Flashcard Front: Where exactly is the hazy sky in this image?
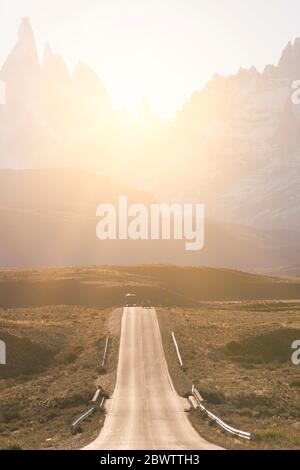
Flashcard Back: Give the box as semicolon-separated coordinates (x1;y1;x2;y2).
1;0;300;116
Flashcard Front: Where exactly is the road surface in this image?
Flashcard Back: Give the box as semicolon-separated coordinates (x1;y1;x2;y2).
84;307;221;450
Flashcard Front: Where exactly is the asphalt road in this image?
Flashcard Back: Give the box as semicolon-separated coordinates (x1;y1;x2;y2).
84;307;221;450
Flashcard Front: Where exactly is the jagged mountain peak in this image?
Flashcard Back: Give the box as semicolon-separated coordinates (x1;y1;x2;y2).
41;43;70;82
0;17;40;107
42;42;53;60
72;61;109;99
262;63;277;76
277;38;300;77
237;66;259;76
18;17;35;42
1;17;39;76
41;43;54;71
73;61;100;81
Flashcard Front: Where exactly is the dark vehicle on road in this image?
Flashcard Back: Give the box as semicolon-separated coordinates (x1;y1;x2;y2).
125;293;138;307
142;299;152;309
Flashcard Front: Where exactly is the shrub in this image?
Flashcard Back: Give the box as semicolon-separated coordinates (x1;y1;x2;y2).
225;341;243;355
1;409;21;423
255;430;284;443
0;439;22;450
57;391;91;409
200;389;225;404
56;345;84;365
224;329;300;364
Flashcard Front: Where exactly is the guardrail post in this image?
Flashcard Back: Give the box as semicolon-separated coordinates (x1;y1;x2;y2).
171;331;184;368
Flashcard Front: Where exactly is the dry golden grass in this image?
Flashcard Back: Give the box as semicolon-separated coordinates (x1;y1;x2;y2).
1;265;300;310
158;301;300;450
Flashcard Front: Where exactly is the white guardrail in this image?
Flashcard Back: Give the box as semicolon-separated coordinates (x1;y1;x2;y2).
191;385;251;440
70;407;95;433
171;331;184;368
70;336;109;433
172;331;251;440
101;335;109;369
70;392;105;433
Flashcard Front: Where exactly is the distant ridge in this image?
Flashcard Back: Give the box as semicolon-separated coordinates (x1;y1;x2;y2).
0;168;299;269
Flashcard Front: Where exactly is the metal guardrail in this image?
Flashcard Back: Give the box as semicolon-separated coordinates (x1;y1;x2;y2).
70;391;106;433
192;384;204;403
192;386;251;440
172;331;184;368
99;396;105;408
91;388;101;403
70;407;95;433
171;332;251;440
188;395;198;409
70;337;110;433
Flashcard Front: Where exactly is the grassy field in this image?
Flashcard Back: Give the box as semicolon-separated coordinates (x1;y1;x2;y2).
158;302;300;450
0;304;121;450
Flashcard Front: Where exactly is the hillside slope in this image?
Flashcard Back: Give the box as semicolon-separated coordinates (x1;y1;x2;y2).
0;169;299;270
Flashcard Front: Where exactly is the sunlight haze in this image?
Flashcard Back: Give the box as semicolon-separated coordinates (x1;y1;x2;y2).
2;0;300;117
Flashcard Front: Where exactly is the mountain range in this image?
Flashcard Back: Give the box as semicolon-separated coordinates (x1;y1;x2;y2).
0;18;299;270
0;168;299;270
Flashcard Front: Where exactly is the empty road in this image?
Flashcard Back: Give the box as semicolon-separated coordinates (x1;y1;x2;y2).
84;307;221;450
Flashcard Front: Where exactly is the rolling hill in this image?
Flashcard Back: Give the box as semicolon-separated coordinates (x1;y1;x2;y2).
0;169;299;270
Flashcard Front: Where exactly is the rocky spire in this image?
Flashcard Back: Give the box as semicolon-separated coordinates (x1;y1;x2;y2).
0;17;40;108
72;61;111;118
41;43;70;83
277;39;300;78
